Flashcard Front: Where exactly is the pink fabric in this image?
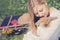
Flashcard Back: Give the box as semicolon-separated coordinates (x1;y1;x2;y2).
11;19;18;25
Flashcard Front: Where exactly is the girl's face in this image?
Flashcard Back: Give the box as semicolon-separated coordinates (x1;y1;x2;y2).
33;4;49;17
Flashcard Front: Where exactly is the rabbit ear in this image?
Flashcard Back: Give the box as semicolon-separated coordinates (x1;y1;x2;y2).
35;18;43;26
48;17;57;21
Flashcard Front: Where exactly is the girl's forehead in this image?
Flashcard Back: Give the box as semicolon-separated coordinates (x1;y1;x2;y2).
33;4;48;13
34;4;46;9
33;5;44;11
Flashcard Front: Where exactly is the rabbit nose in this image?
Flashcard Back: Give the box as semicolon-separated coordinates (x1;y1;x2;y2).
43;22;48;27
44;24;48;26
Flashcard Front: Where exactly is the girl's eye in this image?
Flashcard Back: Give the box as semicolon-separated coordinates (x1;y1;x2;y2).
39;9;43;12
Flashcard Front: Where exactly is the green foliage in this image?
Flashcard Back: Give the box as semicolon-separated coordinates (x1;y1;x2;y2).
47;0;60;9
9;34;24;40
0;0;28;19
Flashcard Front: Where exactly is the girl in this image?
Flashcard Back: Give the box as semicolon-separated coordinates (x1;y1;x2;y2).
23;0;60;40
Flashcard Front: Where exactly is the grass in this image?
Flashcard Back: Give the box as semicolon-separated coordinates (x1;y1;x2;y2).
10;34;24;40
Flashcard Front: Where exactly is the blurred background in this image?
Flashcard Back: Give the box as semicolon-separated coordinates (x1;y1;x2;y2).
0;0;60;40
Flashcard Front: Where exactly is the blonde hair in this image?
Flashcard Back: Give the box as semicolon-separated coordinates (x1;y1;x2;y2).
28;0;47;20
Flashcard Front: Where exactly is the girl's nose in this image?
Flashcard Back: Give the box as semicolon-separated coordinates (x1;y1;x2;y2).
40;13;45;16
